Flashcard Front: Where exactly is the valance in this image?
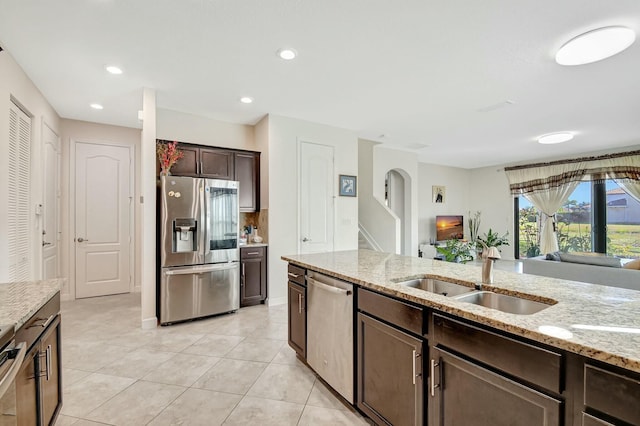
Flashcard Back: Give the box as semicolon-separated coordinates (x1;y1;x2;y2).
505;149;640;195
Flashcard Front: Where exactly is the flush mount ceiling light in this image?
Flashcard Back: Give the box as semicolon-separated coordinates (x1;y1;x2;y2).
90;103;104;110
277;48;297;60
537;132;574;144
239;97;253;104
555;26;636;66
105;65;123;75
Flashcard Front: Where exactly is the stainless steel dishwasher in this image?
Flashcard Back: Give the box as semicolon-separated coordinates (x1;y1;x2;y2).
306;270;354;403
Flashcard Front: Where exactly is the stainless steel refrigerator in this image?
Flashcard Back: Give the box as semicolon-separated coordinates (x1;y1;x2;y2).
158;176;240;325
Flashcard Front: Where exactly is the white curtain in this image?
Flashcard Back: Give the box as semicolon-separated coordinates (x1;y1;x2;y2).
524;182;580;253
616;179;640;203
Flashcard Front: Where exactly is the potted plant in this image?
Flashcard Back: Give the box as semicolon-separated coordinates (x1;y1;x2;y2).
477;228;510;252
436;239;474;264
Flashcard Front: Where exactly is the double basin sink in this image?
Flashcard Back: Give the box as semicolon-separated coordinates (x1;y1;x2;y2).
397;277;553;315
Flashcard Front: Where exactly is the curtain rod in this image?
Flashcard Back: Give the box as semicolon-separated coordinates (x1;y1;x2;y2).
503;149;640;172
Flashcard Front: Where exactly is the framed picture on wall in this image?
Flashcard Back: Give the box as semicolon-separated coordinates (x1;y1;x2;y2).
339;175;357;197
433;185;445;203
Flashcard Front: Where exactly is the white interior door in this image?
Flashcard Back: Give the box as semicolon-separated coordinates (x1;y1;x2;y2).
300;142;334;254
75;142;132;298
42;122;60;279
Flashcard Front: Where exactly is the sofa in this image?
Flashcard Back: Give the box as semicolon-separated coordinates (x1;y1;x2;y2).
522;253;640;291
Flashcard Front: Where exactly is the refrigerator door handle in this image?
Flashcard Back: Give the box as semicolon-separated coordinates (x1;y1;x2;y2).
165;263;238;276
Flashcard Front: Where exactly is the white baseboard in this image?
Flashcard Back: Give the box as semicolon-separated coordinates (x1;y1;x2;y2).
267;296;286;306
141;317;157;329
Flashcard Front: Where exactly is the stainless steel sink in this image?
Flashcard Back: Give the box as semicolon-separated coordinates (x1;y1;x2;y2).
453;291;551;315
398;278;476;297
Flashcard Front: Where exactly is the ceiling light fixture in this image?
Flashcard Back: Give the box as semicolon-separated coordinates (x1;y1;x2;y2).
90;103;104;110
105;65;123;75
537;132;574;145
277;48;297;60
240;97;253;104
555;26;636;66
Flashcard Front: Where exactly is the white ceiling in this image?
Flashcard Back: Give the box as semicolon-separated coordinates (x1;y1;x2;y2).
1;1;639;168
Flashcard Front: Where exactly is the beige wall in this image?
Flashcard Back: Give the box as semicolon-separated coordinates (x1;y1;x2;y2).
157;108;255;150
59;119;142;299
0;51;60;282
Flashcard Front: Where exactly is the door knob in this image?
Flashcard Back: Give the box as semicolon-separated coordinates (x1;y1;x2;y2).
302;237;311;242
77;237;88;242
42;241;52;247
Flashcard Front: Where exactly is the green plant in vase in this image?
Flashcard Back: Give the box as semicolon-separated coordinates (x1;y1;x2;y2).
436;239;474;264
477;228;510;252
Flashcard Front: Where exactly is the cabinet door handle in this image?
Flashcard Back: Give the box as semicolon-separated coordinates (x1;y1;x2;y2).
287;272;300;278
200;161;204;175
298;293;302;314
246;251;260;255
412;350;422;385
430;358;440;396
45;344;52;381
242;263;245;277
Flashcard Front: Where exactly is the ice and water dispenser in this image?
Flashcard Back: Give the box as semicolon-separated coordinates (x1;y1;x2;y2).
173;218;197;253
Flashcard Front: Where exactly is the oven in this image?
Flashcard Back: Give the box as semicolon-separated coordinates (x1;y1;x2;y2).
0;325;26;426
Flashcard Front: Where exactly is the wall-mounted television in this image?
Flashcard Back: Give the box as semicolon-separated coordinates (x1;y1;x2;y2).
436;215;464;241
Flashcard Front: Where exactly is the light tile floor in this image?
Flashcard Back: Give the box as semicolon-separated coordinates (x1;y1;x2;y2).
56;293;369;425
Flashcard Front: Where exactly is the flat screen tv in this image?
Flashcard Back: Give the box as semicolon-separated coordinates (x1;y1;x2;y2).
436;215;464;241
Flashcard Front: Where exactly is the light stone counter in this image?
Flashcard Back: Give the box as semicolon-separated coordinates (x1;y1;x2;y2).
282;249;640;373
0;279;63;329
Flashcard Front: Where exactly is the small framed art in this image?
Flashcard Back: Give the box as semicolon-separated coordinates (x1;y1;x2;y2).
339;175;357;197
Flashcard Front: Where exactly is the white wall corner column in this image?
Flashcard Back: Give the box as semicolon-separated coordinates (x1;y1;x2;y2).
140;88;157;329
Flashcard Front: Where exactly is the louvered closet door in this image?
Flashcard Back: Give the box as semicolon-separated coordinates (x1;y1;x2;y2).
8;102;32;282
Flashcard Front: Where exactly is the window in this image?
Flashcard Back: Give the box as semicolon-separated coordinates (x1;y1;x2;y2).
516;181;640;259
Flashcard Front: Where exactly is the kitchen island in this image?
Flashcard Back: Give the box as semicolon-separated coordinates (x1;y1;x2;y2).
0;279;63;425
283;250;640;426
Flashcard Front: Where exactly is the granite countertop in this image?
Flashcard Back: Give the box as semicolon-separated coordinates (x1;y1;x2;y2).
0;279;63;330
282;250;640;373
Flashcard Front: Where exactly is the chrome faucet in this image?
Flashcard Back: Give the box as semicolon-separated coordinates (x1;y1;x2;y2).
480;243;501;284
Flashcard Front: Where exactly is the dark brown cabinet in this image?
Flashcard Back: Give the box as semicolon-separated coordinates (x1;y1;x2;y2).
357;312;423;426
15;293;62;426
287;264;306;358
430;346;561;426
240;246;267;307
235;152;260;212
169;145;235;179
582;363;640;425
430;314;562;426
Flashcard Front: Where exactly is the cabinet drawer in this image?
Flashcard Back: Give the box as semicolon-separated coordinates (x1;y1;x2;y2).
582;412;615;426
433;314;562;393
287;264;306;285
241;246;265;259
584;364;640;425
17;292;60;350
358;288;423;335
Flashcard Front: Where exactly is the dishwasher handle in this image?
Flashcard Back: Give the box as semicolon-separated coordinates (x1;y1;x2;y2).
307;277;352;296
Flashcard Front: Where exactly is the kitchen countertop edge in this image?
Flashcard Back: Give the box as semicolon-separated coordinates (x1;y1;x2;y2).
0;279;64;330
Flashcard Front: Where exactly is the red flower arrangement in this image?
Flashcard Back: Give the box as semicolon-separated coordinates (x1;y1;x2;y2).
156;141;184;176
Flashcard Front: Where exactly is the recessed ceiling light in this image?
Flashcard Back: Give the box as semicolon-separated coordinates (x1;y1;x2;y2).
538;132;574;144
240;97;253;104
277;48;297;60
90;103;104;110
555;26;636;66
105;65;123;75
